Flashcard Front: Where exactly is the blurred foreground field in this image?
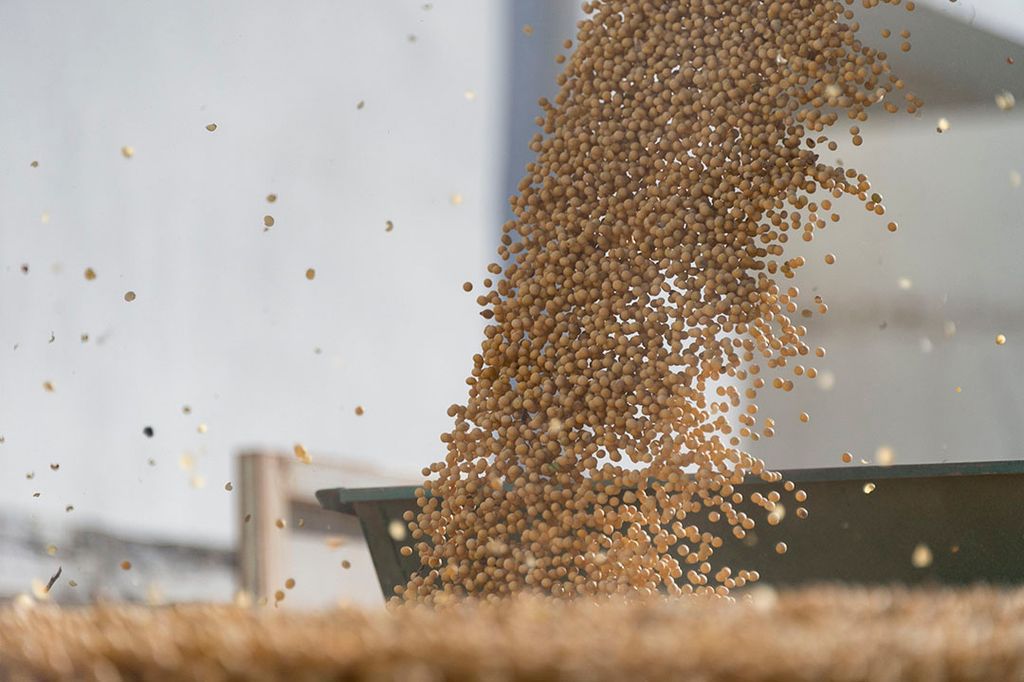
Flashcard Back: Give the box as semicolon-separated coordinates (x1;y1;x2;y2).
2;587;1024;681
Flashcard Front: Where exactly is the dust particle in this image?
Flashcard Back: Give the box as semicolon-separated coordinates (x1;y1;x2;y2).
995;91;1016;111
911;543;933;568
294;443;312;464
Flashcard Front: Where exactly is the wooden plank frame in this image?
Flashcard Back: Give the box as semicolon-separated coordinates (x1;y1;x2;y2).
237;450;410;602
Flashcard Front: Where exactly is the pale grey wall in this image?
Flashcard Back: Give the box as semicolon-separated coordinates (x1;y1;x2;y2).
0;0;508;547
751;109;1024;468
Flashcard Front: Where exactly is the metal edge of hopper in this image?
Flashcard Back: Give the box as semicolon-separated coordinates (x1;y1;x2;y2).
315;486;421;516
315;486;422;598
316;461;1024;510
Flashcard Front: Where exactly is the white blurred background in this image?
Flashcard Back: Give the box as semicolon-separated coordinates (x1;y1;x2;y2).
0;0;1021;605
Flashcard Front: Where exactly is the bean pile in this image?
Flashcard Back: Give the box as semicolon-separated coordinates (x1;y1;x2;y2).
4;588;1024;680
401;0;917;602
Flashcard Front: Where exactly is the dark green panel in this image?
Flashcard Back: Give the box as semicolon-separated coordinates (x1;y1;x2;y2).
711;473;1024;585
351;500;423;599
